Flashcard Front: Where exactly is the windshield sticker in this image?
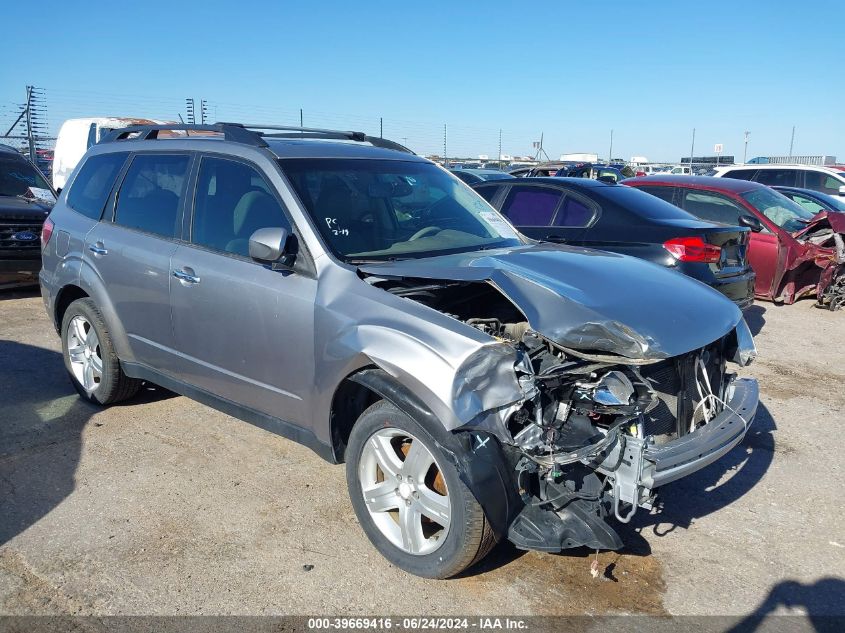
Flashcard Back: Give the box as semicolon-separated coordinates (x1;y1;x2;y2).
479;211;520;239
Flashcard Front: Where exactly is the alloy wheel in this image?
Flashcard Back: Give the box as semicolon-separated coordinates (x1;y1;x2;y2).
358;428;451;555
67;315;102;392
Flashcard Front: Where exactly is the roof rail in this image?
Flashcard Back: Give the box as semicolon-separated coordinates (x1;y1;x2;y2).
101;123;268;147
101;122;414;154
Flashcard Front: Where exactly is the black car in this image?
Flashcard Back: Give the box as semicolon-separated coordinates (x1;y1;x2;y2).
772;186;845;215
472;177;756;308
450;168;515;185
0;145;56;288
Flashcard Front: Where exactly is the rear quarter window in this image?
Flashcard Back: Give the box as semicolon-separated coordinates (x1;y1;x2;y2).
601;185;697;221
721;168;757;181
66;152;129;220
474;184;501;203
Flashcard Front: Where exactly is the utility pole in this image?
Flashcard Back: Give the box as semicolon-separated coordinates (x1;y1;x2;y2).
689;128;696;171
743;131;750;164
200;100;208;124
380;117;383;138
300;109;303;127
789;126;795;158
443;124;447;166
498;129;502;166
185;98;195;124
608;129;614;164
25;86;35;162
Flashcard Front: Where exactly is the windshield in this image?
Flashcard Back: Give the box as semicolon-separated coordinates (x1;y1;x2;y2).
0;155;51;197
280;158;523;261
742;188;817;232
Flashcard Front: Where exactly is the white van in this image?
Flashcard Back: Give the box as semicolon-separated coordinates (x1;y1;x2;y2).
52;117;169;190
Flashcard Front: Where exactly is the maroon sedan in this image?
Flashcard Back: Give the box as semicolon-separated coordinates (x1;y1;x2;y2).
624;176;845;310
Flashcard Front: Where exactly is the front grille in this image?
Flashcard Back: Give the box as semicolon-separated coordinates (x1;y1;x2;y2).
0;222;42;250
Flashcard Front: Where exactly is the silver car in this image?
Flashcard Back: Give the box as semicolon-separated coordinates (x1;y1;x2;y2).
39;124;759;578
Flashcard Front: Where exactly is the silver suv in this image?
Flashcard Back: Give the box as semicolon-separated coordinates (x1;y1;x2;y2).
40;123;759;578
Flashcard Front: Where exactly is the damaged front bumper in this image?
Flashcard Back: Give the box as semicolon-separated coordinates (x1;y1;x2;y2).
505;377;759;552
596;376;759;523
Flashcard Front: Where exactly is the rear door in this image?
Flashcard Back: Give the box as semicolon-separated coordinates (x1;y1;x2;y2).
84;152;192;370
677;187;777;297
169;154;317;428
754;169;798;188
495;184;578;242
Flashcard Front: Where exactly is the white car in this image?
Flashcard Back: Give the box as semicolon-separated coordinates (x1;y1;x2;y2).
712;164;845;197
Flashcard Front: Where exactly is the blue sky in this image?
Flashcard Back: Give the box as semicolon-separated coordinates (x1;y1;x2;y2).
1;0;841;162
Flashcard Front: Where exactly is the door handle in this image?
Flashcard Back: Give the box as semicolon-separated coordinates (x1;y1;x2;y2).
173;269;201;284
88;242;108;256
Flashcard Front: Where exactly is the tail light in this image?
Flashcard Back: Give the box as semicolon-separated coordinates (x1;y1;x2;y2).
41;217;54;249
663;236;721;263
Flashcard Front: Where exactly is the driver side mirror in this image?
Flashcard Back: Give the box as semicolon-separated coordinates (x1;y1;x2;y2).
249;227;289;262
738;214;764;232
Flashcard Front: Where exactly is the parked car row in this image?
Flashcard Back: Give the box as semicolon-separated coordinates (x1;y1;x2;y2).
625;176;845;310
37;122;760;579
470;176;756;308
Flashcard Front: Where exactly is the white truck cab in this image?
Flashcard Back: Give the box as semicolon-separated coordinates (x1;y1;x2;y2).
52;117;169;190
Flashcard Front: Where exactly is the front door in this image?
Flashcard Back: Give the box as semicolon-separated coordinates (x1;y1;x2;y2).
169;155;317;428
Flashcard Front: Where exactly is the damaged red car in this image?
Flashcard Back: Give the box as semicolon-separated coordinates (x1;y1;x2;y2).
625;176;845;310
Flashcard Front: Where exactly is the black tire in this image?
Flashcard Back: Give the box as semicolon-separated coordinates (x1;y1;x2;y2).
346;400;497;579
60;298;141;405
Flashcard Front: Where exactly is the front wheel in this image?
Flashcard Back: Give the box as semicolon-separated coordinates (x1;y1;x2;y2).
346;400;496;578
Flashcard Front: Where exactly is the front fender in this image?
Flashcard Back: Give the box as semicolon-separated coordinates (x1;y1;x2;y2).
326;324;525;432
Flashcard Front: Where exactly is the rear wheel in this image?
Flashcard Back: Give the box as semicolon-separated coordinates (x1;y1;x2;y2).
61;298;141;405
346;400;496;578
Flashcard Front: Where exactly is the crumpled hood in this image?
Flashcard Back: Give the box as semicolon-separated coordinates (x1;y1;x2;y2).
360;244;742;360
794;210;845;238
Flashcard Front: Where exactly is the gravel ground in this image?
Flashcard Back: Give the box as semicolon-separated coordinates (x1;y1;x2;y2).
1;288;843;620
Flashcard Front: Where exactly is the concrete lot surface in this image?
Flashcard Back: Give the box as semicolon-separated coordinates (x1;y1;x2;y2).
1;289;843;618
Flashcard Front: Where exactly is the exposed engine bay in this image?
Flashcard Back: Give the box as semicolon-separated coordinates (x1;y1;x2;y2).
372;275;756;551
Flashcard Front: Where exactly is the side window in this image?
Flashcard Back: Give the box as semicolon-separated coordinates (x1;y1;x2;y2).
804;171;843;195
722;169;757;181
66;152;129;220
113;154;190;238
754;169;797;187
680;189;747;225
554;193;596;227
475;184;501;204
635;185;676;205
789;193;825;215
500;186;562;226
192;156;289;257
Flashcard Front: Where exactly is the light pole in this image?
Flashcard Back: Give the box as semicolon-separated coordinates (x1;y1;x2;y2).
743;131;750;164
689;128;696;172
